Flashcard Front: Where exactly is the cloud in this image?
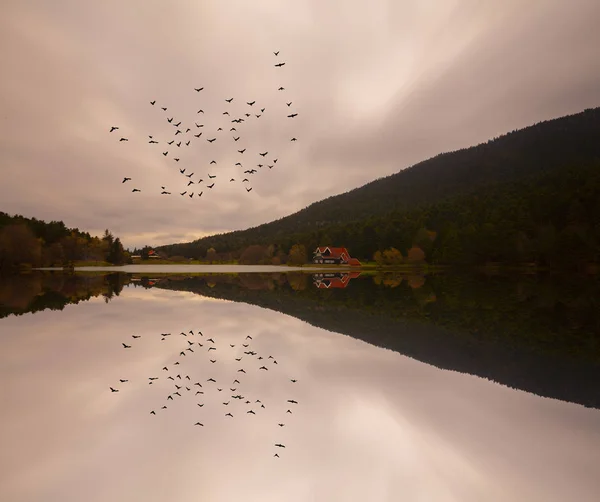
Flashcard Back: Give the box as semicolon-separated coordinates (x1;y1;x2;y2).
1;0;599;249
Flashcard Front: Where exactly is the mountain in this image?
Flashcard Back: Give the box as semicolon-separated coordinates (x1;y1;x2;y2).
157;106;600;268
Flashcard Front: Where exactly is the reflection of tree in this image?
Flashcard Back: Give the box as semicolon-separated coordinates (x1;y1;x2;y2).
0;272;132;318
155;272;600;409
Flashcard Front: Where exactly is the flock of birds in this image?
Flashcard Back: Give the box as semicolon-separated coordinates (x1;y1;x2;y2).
110;50;298;197
110;329;299;459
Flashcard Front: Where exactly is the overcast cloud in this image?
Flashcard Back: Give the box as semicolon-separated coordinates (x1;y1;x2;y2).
1;0;600;248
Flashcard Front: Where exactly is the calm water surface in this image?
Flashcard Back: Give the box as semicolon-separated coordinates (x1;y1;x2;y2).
1;271;599;502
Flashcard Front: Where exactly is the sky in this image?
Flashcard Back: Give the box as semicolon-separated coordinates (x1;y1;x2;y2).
1;285;599;502
1;0;600;249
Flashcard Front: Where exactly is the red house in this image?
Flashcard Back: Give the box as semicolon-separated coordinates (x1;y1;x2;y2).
313;247;361;266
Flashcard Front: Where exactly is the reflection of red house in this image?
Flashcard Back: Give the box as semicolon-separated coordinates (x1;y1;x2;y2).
313;271;361;289
313;247;361;266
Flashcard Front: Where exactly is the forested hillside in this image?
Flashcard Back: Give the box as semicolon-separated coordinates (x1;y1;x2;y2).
0;212;129;274
157;107;600;270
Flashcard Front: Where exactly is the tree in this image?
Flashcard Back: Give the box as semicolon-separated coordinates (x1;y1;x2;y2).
239;245;268;265
288;244;307;265
0;224;42;271
205;247;218;263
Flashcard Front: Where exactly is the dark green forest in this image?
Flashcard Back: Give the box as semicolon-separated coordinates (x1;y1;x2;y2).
0;212;130;274
157;107;600;270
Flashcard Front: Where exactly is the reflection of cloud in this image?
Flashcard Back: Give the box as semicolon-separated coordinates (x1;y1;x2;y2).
1;286;599;502
1;1;599;248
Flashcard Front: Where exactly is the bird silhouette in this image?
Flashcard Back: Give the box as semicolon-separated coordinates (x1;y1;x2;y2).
246;187;252;192
278;423;285;427
150;100;156;105
238;149;246;154
291;137;297;141
233;136;240;141
195;422;204;426
274;51;279;56
278;87;285;90
207;183;215;189
163;151;169;156
174;121;181;127
207;378;216;382
259;366;268;370
174;158;180;162
247;410;256;414
150;411;156;415
168;140;174;145
259;152;268;157
275;444;285;448
110;387;119;392
119;379;128;383
247;101;255;106
225;413;233;417
194;133;202;138
275;62;285;67
168;118;174;123
225;98;233;103
119;138;128;142
287;113;298;118
207;138;216;143
287;400;298;404
261;108;265;112
287;102;292;106
122;343;132;348
122;177;131;183
197;109;204;114
230;178;235;182
109;126;119;132
194;87;204;92
291;379;297;383
233;379;240;384
162;107;167;111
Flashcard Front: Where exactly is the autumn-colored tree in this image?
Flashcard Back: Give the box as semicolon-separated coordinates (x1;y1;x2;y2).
373;250;384;266
239;245;268;265
383;247;403;265
0;224;42;271
406;245;426;263
205;247;218;263
288;244;307;265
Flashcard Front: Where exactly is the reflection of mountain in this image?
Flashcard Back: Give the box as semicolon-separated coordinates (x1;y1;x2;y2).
0;272;130;318
153;272;600;409
313;272;361;289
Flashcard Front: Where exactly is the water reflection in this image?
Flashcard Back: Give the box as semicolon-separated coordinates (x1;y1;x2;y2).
0;280;599;502
2;271;600;409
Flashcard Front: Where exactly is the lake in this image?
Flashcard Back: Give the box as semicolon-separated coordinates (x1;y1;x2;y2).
1;270;599;502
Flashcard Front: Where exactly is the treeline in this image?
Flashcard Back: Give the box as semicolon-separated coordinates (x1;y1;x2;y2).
157;160;600;271
156;106;600;269
0;212;130;274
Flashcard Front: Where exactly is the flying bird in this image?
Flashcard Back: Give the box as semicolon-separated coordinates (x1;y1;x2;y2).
197;109;204;114
150;100;156;105
225;98;233;103
247;101;255;106
246;187;252;192
259;152;268;157
287;113;298;118
233;137;240;141
194;87;204;92
207;183;215;188
122;177;131;183
275;62;286;67
207;138;216;143
278;87;285;90
238;149;246;154
122;343;131;348
109;126;119;132
274;51;279;56
291;137;297;141
119;138;128;142
132;188;141;193
287;102;292;106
